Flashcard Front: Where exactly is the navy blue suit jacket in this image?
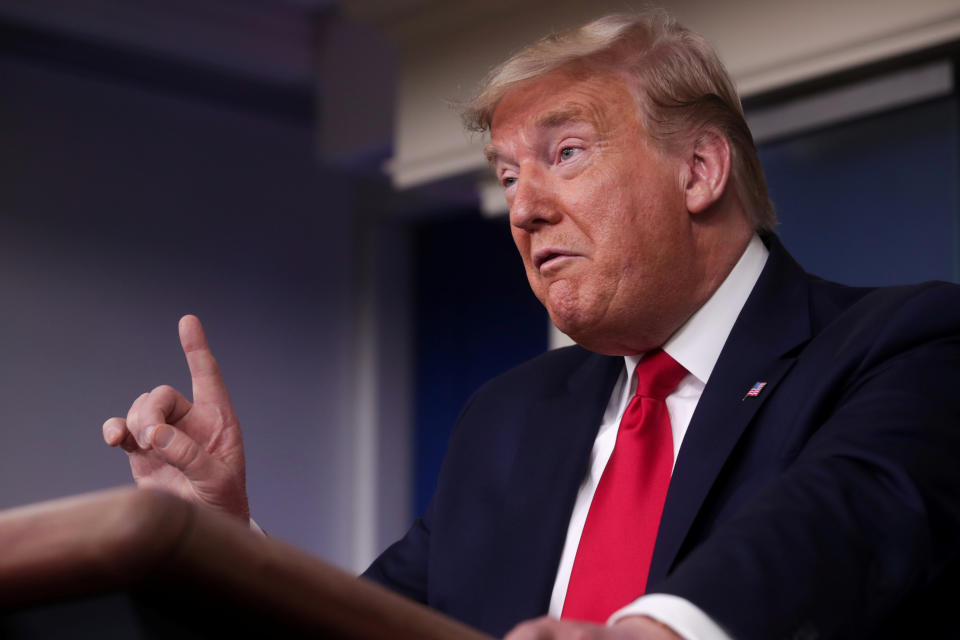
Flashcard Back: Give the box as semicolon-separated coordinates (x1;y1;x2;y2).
365;235;960;639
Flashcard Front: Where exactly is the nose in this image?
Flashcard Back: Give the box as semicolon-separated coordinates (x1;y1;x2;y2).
509;167;561;233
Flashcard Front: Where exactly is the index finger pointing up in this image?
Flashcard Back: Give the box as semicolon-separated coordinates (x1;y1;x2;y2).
179;315;230;406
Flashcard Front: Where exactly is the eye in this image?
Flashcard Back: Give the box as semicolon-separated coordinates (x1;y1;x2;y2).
502;176;517;188
559;146;581;162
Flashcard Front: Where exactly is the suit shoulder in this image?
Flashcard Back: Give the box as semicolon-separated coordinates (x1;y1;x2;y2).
839;280;960;328
802;279;960;376
808;277;960;334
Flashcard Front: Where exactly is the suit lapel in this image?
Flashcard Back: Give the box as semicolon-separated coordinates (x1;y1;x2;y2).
648;236;813;584
493;350;622;622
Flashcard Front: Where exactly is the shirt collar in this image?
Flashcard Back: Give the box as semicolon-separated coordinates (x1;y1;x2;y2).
625;233;768;386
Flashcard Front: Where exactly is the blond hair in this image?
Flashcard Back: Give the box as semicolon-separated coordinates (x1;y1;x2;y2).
463;11;776;231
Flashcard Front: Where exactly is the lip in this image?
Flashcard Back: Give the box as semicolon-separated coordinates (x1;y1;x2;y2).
533;247;579;272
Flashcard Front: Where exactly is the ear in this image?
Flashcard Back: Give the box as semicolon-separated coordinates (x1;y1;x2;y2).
682;129;731;214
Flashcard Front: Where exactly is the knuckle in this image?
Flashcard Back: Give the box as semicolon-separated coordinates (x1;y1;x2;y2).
126;393;147;422
142;386;183;425
151;384;176;397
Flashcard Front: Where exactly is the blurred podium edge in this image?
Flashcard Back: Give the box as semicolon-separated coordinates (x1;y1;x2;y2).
0;487;492;639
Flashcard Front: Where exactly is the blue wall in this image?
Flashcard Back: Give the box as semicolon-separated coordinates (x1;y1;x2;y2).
759;96;959;285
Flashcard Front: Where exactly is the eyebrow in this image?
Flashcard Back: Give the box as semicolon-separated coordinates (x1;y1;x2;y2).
535;106;589;130
484;105;592;167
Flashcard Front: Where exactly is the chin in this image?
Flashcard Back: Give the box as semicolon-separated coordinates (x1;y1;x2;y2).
549;312;605;353
547;306;584;338
550;310;657;356
544;287;631;353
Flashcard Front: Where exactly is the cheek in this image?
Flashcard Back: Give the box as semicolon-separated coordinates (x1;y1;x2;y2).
569;165;636;232
581;190;641;265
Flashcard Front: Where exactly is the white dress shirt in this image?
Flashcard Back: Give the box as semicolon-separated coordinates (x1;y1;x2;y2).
547;234;769;640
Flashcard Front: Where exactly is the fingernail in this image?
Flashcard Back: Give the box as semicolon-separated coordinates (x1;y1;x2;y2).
153;424;175;448
140;426;155;448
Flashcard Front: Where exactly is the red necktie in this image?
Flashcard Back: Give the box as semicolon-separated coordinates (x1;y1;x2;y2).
561;349;687;622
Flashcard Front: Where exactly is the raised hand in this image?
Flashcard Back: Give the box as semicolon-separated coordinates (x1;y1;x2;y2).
102;315;249;522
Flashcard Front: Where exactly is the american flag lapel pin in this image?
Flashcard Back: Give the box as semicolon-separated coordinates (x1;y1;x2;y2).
742;381;767;401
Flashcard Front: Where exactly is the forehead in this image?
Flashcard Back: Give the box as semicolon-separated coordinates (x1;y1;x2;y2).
488;67;640;147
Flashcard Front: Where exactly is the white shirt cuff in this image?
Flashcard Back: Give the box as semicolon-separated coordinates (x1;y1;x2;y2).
608;593;734;640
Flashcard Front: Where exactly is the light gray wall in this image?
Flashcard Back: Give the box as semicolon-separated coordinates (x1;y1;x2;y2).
0;54;363;566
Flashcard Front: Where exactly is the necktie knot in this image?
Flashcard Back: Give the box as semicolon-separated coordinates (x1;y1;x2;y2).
634;349;687;401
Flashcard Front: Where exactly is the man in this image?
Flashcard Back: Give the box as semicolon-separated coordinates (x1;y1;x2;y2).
103;10;960;640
